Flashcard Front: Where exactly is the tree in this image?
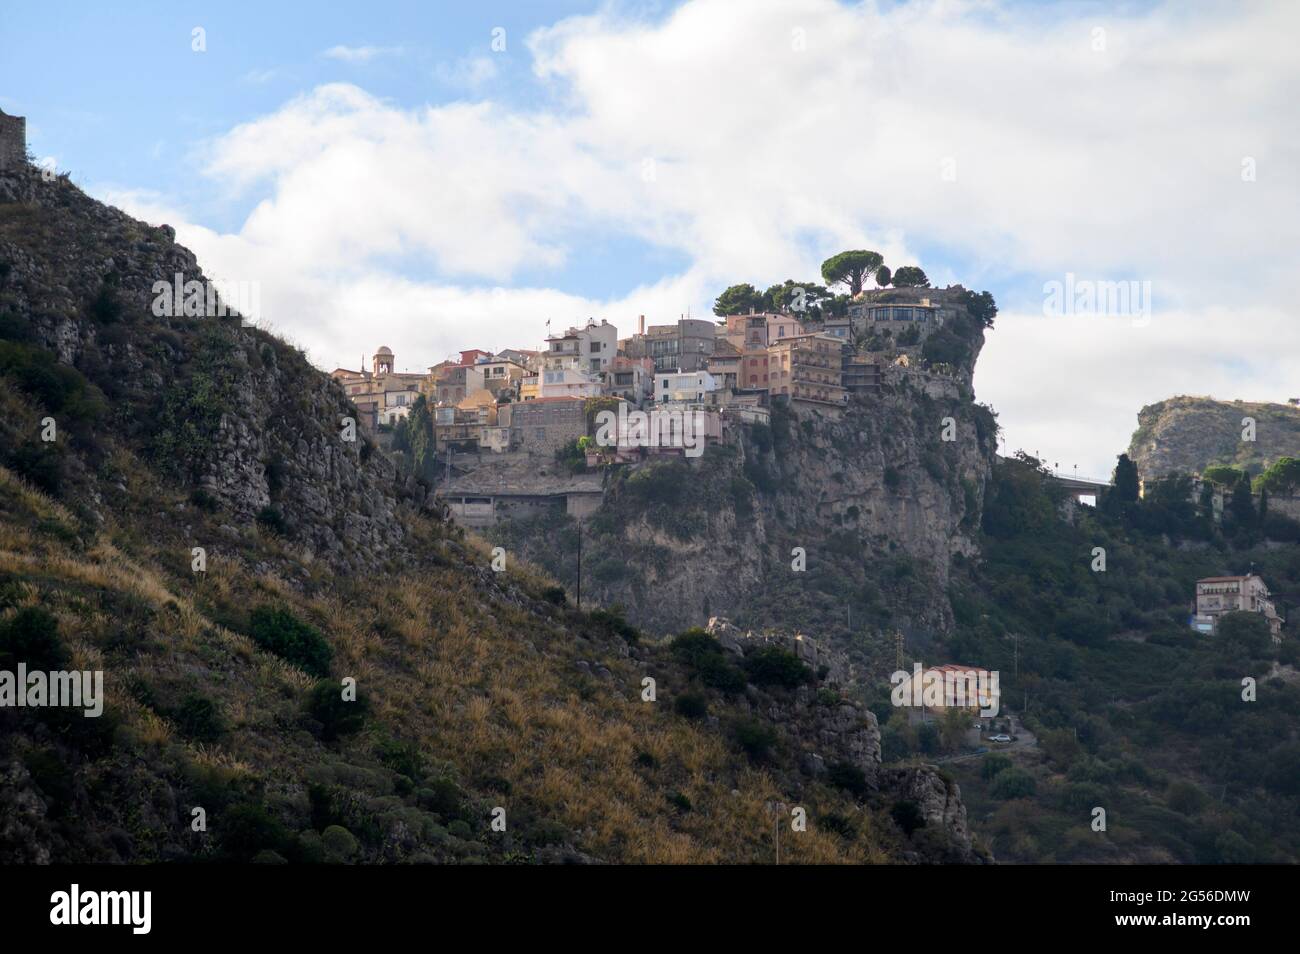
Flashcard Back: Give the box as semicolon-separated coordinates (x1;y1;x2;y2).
892;265;930;288
1229;473;1256;528
874;265;892;287
1202;464;1244;487
956;289;998;329
1113;453;1140;503
820;250;884;297
762;280;830;317
1254;456;1300;494
713;283;762;316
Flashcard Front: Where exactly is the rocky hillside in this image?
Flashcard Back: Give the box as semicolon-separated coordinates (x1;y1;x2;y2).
0;161;983;864
491;310;998;663
1128;396;1300;479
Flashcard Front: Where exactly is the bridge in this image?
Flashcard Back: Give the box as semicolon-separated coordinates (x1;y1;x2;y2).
1047;470;1111;503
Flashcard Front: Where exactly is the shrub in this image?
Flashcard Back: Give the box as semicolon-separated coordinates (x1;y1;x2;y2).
980;753;1012;779
890;800;925;835
248;606;332;676
827;760;869;797
447;819;473;840
0;606;68;670
305;679;368;740
671;629;746;693
320;825;360;863
219;803;289;861
991;767;1037;799
666;791;692;813
673;691;709;720
733;718;778;761
255;506;287;535
175;693;225;742
743;646;812;689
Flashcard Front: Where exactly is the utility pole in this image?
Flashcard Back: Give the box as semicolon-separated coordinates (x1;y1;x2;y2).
576;519;583;609
1013;634;1019;678
895;631;904;671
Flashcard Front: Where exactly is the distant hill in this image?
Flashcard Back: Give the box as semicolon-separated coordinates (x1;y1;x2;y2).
1128;396;1300;479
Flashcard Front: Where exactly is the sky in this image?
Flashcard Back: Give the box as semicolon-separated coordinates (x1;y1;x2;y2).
3;0;1298;478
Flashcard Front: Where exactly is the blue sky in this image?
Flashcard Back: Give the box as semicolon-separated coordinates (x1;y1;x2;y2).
3;0;1297;477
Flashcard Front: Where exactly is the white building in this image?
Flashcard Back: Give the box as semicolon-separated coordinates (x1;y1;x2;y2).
541;367;602;399
655;369;718;404
544;319;618;376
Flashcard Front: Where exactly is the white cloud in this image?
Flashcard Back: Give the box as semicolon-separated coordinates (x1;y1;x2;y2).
434;55;500;89
102;0;1300;477
321;44;403;63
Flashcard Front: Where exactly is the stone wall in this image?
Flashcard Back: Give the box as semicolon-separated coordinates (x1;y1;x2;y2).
0;110;26;170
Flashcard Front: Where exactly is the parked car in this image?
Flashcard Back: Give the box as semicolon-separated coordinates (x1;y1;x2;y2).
990;734;1012;743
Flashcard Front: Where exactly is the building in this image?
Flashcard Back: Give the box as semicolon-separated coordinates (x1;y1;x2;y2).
544;319;618;375
0;108;26;171
458;349;493;366
433;364;486;406
540;367;602;399
624;317;716;372
718;313;769;352
766;334;848;407
509;396;587;455
739;347;771;391
766;313;805;343
655;369;718;404
476;357;529;396
842;353;883;393
706;339;743;392
606;355;654;405
1192;574;1284;641
495;348;539;371
330;346;426;431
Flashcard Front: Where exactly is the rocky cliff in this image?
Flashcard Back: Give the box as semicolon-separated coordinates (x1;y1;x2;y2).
1128;395;1300;479
492;323;998;652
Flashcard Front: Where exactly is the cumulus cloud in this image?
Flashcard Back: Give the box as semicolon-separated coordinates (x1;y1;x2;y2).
104;0;1300;475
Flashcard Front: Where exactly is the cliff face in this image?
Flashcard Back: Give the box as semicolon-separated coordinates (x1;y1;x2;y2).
492;332;997;647
0;164;434;573
1128;396;1300;479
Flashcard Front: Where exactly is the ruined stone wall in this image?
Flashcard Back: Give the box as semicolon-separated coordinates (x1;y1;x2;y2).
0;111;26;170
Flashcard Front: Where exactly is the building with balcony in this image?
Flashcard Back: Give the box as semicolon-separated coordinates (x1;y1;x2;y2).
766;333;848;407
1192;574;1284;641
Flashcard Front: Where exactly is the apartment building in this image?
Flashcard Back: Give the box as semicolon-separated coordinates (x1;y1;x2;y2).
766;333;848;407
1193;574;1284;641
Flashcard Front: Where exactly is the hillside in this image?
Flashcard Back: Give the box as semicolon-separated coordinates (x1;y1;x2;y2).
942;455;1300;862
0;162;982;864
1128;395;1300;479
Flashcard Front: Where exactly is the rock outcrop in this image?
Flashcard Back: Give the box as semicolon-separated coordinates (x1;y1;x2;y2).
1128;395;1300;479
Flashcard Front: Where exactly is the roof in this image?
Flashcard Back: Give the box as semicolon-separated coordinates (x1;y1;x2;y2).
375;346;393;354
1197;575;1253;583
517;396;585;404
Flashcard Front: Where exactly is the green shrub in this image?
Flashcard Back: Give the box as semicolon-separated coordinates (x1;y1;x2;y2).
666;791;692;813
255;506;287;535
447;819;473;839
733;718;778;761
991;767;1037;799
321;825;360;863
219;803;289;861
671;629;746;693
743;646;812;689
175;693;225;742
248;606;332;676
305;679;368;740
673;691;709;720
827;760;869;797
980;753;1011;779
0;606;68;670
